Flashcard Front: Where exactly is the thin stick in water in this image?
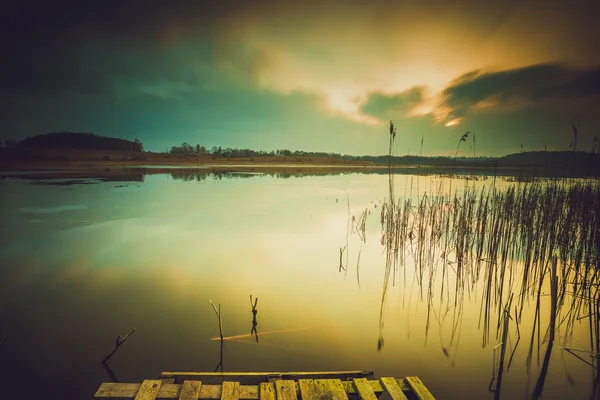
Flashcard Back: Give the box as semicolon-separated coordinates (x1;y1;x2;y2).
101;329;136;364
209;300;223;341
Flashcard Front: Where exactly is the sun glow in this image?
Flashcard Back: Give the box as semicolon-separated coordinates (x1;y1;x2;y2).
445;118;462;127
324;88;383;125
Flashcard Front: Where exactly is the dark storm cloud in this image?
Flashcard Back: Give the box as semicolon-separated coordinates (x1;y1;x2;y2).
359;87;426;119
0;1;230;96
441;63;600;118
2;0;598;99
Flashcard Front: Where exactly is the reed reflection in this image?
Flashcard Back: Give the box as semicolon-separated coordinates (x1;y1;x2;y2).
374;168;599;397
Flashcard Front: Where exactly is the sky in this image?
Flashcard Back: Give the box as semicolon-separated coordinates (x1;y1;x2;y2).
1;0;599;156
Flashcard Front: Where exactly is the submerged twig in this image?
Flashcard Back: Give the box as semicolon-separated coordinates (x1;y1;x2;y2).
250;295;259;342
101;329;136;364
209;300;223;341
210;299;225;371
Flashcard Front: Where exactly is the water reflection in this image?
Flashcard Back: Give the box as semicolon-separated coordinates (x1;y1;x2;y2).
214;340;224;373
102;361;119;383
2;165;571;185
1;169;598;399
372;161;599;398
250;296;259;343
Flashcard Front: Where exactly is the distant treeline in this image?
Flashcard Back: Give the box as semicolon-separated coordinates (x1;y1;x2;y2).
3;132;143;152
168;141;600;171
167;142;346;159
2;133;599;175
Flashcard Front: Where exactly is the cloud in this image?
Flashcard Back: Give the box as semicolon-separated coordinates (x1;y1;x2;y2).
2;0;600;156
438;63;600;121
359;87;427;121
6;1;596;111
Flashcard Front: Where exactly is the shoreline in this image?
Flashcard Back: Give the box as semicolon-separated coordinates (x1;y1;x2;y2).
0;162;384;171
2;151;598;179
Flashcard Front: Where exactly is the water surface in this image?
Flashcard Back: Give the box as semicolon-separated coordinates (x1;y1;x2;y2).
0;170;597;399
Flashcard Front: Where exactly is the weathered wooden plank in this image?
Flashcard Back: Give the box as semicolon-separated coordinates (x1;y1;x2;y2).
259;382;276;400
160;384;184;399
160;372;373;385
222;382;241;400
298;379;316;400
94;377;429;400
313;379;348;400
405;377;435;400
242;386;259;399
274;380;297;400
301;379;348;400
352;379;377;400
341;379;411;395
179;381;202;400
380;378;408;400
199;385;222;399
95;383;257;399
341;381;381;395
134;380;162;400
161;378;176;384
95;383;144;398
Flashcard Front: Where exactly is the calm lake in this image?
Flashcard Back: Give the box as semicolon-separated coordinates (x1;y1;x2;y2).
0;168;598;399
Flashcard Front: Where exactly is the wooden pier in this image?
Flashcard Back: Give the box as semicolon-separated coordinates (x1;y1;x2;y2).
94;371;436;400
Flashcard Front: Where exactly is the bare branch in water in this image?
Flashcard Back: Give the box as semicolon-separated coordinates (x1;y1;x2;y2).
101;329;136;364
209;300;224;341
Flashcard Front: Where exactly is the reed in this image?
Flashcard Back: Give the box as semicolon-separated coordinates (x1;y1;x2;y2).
377;163;599;391
368;115;600;397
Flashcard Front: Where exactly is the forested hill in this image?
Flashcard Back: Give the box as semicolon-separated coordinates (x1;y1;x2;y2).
15;132;143;152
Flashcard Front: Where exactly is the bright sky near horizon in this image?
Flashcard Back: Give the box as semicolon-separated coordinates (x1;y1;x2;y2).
2;0;599;156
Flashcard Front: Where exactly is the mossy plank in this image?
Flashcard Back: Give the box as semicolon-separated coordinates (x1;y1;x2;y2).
352;378;377;400
95;383;259;399
221;382;240;400
134;380;162;400
179;381;202;400
298;379;317;400
404;377;435;400
275;380;297;400
346;379;409;395
314;379;348;400
95;383;143;398
94;375;431;400
242;386;259;399
199;385;221;399
380;378;408;400
260;382;276;400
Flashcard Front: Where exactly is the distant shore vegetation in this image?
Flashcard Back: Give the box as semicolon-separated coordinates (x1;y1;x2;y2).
1;131;600;175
